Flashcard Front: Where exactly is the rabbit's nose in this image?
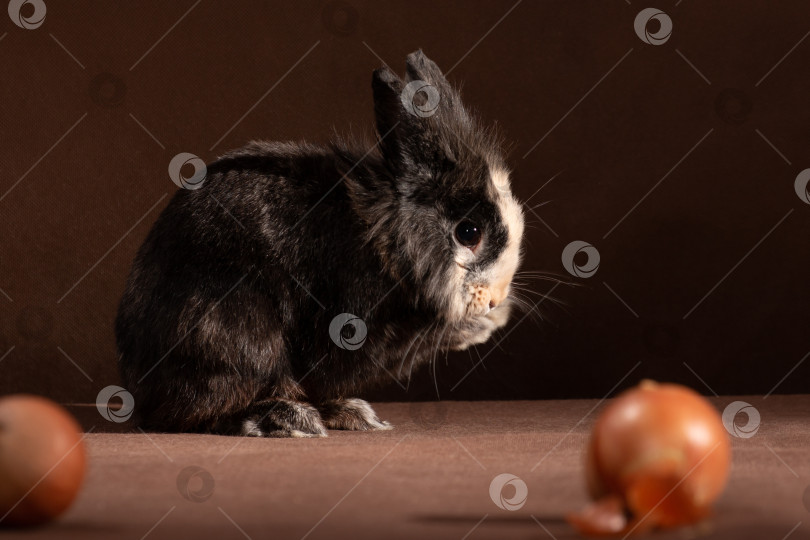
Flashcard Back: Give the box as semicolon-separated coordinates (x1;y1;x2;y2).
489;300;497;310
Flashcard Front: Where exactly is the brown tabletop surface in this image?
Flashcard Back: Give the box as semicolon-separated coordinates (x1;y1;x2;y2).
3;397;809;540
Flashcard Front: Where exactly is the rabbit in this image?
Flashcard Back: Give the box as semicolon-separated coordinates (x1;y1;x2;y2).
114;50;525;437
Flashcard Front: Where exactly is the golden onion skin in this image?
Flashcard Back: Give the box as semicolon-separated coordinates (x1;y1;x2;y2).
573;380;731;535
0;395;86;527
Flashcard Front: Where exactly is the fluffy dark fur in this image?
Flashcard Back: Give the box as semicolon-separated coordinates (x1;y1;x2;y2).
115;51;522;436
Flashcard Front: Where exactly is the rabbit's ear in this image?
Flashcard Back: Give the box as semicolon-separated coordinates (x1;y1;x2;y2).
405;50;449;90
372;65;427;173
371;52;464;173
405;50;467;116
371;66;405;146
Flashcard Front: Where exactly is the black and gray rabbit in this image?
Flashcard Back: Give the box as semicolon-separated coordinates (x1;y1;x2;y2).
115;51;525;437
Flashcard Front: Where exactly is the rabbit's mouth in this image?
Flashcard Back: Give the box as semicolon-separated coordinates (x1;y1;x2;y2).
447;300;512;351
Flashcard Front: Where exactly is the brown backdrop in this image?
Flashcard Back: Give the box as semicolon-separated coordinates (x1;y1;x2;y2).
1;1;808;406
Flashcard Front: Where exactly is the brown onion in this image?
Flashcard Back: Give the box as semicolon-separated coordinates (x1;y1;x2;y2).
569;380;731;536
0;395;86;526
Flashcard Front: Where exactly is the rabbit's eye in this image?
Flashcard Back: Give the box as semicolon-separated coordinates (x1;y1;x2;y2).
455;221;482;250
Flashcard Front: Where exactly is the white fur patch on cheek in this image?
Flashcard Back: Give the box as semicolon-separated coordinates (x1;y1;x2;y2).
447;248;470;322
446;168;525;326
489;167;525;242
489;167;525;303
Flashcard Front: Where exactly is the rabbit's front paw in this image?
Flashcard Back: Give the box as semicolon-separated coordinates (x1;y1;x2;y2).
238;399;328;438
318;398;393;431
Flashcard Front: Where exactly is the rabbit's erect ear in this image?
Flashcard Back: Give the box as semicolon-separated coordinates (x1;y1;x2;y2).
372;64;428;173
405;50;467;116
371;51;465;173
404;50;449;90
371;66;405;145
